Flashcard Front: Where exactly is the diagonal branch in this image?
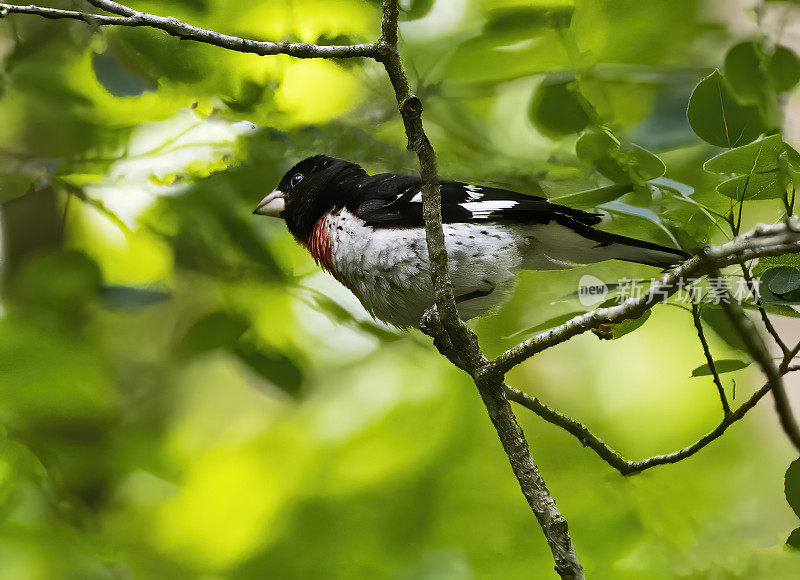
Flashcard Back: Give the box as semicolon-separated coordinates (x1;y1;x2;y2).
691;303;732;416
506;381;772;475
0;3;380;59
477;374;584;578
711;267;800;451
740;262;790;356
488;221;800;377
504;274;800;474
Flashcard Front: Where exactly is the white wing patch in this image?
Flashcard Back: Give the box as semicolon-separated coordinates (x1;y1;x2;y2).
461;200;517;218
403;184;484;205
464;184;483;200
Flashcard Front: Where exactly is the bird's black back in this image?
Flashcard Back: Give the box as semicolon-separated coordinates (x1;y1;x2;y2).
277;155;604;238
349;172;603;230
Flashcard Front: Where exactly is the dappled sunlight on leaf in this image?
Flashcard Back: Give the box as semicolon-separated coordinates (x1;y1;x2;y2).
274;60;366;125
233;0;376;44
67;206;174;286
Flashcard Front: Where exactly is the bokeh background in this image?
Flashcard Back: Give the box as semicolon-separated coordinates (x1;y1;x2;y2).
2;0;800;578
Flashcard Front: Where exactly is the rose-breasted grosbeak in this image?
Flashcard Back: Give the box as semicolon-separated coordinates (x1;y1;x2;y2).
254;155;688;328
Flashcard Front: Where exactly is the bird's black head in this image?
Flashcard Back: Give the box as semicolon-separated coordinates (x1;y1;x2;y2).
253;155;367;240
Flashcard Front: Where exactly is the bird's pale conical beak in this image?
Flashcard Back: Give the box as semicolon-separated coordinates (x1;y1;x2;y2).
253;190;285;217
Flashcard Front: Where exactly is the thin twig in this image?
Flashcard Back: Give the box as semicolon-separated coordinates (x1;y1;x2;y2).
786;339;800;364
0;3;380;59
477;375;584;578
710;266;800;452
488;221;800;376
507;331;800;474
506;263;800;475
505;382;772;475
504;304;800;475
692;303;732;416
740;262;789;356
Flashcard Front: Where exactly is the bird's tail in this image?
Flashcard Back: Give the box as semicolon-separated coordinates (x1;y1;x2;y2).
579;228;689;268
523;222;689;270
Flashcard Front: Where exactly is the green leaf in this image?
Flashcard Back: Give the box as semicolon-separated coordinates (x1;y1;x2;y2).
505;311;586;340
92;51;153;97
610;310;651;339
576;130;665;184
550;184;634;210
759;267;800;305
787;527;800;550
725;41;770;104
779;146;800;190
703;134;784;174
767;266;800;294
747;302;800;318
303;290;403;341
754;254;800;276
354;321;404;342
785;458;800;519
179;311;249;357
716;171;786;200
445;32;572;84
12;250;102;314
724;41;800;105
687;70;767;148
233;342;303;398
485;4;574;33
700;306;746;351
602;205;679;248
0;174;34;203
625;146;667;182
690;359;750;377
767;45;800;92
529;77;595;137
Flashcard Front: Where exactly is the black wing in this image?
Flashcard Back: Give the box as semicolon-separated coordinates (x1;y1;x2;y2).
349;174;603;229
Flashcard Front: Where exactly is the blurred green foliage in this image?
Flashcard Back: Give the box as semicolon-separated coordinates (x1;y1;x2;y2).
2;0;800;578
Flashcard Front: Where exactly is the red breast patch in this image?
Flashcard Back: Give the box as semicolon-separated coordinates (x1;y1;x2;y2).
303;215;334;273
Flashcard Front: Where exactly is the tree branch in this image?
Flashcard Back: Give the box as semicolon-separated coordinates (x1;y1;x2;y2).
377;2;583;577
504;261;800;474
505;381;773;475
488;221;800;376
85;0;134;17
477;375;584;578
692;303;732;416
0;3;380;59
712;267;800;451
740;262;790;356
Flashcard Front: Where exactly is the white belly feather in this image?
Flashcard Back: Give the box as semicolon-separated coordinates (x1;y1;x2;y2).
325;210;524;327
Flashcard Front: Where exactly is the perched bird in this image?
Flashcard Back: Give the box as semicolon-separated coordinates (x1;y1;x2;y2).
254;155;688;328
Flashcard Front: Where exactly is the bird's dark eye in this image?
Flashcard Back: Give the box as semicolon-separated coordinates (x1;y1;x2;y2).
290;173;304;187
